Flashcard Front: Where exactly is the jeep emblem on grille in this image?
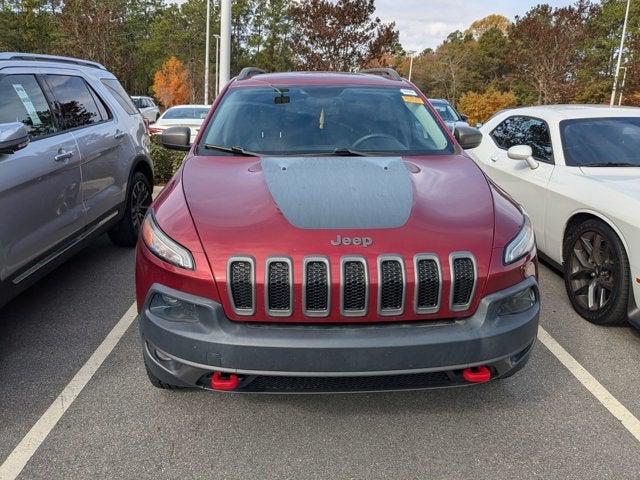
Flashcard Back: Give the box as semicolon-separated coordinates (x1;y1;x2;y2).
331;235;373;247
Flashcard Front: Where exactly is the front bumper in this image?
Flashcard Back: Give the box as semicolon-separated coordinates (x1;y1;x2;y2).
139;277;539;393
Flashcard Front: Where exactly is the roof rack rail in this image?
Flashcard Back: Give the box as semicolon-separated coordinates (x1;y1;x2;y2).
0;52;107;70
237;67;268;81
359;68;403;81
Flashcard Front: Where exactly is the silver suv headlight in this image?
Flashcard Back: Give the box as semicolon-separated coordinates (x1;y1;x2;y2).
504;213;536;265
141;212;195;270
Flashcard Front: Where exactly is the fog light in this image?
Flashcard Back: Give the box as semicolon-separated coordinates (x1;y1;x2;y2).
498;287;536;316
150;293;199;322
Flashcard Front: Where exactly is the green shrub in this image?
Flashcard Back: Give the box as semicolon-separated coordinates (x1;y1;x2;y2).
150;136;185;184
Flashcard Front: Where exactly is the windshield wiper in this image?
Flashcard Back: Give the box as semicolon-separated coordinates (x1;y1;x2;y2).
583;162;638;167
204;144;260;157
331;148;371;157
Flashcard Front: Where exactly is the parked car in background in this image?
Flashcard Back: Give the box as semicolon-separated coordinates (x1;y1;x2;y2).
136;67;539;393
132;95;160;123
467;105;640;329
0;52;153;308
429;98;470;131
149;105;209;144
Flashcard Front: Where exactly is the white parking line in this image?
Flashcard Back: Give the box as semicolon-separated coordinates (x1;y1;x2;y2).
0;303;138;480
538;325;640;442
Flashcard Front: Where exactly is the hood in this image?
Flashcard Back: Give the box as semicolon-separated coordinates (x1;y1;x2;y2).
182;154;496;322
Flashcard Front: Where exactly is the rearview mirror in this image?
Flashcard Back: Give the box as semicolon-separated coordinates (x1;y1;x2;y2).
507;145;539;170
0;123;29;154
161;126;191;151
454;125;483;150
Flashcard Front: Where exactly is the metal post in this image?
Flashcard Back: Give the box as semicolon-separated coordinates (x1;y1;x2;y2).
204;0;211;105
214;34;221;98
408;51;416;82
610;0;631;106
219;0;232;90
619;66;628;105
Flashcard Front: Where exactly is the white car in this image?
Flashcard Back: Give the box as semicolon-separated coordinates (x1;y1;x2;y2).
467;105;640;328
132;96;160;123
149;105;210;144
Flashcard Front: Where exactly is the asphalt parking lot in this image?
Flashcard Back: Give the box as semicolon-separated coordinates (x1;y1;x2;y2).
1;235;640;479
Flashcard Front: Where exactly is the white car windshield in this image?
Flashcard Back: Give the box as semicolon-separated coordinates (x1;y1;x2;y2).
163;107;209;120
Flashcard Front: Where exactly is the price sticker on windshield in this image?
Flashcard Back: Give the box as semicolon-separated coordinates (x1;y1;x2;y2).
402;95;424;105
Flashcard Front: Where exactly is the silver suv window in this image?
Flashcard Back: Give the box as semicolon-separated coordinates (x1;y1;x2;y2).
45;75;110;130
0;74;57;140
101;79;138;115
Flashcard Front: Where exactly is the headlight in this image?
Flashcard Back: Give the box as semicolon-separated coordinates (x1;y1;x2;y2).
498;286;537;316
141;212;195;270
503;213;536;265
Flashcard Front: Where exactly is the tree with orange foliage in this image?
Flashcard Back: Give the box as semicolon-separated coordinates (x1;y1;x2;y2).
457;89;517;126
152;57;192;108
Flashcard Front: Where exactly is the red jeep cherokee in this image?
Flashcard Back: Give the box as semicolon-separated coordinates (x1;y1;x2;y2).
136;68;539;393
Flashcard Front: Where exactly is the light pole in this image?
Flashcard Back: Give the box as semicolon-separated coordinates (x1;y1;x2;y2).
204;0;211;105
610;0;632;106
619;66;628;105
408;50;416;82
213;34;221;98
220;0;232;90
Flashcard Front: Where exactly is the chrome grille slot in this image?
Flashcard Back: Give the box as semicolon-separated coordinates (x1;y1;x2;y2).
228;257;255;315
341;257;368;316
303;257;330;317
265;257;292;316
378;256;405;316
414;255;441;313
450;253;476;311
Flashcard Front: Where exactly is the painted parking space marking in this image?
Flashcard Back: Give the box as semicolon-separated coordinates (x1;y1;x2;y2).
538;326;640;443
0;303;138;480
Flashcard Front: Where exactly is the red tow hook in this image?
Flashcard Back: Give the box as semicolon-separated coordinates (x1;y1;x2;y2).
211;371;240;391
462;366;491;384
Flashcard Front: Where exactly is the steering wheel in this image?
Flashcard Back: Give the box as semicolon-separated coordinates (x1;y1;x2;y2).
351;133;407;150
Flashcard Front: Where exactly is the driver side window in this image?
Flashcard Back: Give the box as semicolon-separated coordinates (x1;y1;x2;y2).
491;116;553;163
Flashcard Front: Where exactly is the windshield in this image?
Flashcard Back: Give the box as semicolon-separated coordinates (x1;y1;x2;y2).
163;107;209;120
430;102;460;123
132;98;144;108
200;86;453;156
561;117;640;167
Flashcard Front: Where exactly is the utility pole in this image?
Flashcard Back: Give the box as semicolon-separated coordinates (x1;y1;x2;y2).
408;51;416;82
204;0;211;105
220;0;232;91
214;34;221;98
619;66;628;105
610;0;631;106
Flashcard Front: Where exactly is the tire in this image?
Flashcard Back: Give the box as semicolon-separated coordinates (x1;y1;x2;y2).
108;171;152;247
563;219;630;325
145;365;183;390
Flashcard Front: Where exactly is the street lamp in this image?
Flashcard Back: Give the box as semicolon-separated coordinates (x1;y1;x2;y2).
204;0;211;105
213;34;221;98
610;0;632;107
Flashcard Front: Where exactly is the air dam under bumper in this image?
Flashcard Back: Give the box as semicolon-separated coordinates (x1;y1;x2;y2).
140;277;539;393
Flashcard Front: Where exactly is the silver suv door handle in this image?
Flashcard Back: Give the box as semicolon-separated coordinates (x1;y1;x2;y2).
490;155;499;162
54;150;74;162
114;131;126;140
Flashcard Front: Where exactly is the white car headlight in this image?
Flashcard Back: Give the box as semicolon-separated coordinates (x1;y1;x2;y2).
504;213;536;265
141;212;195;270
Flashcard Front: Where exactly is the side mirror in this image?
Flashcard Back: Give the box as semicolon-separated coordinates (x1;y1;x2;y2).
454;125;483;150
160;126;191;151
0;123;29;154
507;145;539;170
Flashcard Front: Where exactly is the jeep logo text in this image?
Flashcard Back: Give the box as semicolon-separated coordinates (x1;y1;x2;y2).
331;235;373;247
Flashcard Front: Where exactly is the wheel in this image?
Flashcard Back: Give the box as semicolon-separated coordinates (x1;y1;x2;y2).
563;219;630;325
108;171;152;247
145;365;183;390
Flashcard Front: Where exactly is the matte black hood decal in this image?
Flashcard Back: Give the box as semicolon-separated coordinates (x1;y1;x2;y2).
261;157;413;229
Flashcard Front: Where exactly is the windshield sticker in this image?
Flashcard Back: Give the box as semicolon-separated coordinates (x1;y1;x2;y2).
402;95;424;105
401;89;418;96
12;84;42;126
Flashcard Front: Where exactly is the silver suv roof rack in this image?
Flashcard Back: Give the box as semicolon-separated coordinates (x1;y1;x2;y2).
0;52;106;70
359;68;403;81
236;67;268;81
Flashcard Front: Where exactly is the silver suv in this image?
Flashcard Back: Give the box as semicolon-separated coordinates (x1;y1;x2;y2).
0;53;153;307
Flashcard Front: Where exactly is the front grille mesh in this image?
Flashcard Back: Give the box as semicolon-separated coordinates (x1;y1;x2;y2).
267;261;291;313
343;261;367;313
452;257;475;308
380;259;404;312
416;259;440;310
305;261;329;313
229;260;253;311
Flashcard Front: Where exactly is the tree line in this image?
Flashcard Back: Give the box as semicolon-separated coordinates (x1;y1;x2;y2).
1;0;638;119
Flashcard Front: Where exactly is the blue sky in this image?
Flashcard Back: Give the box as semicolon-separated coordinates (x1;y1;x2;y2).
375;0;578;51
